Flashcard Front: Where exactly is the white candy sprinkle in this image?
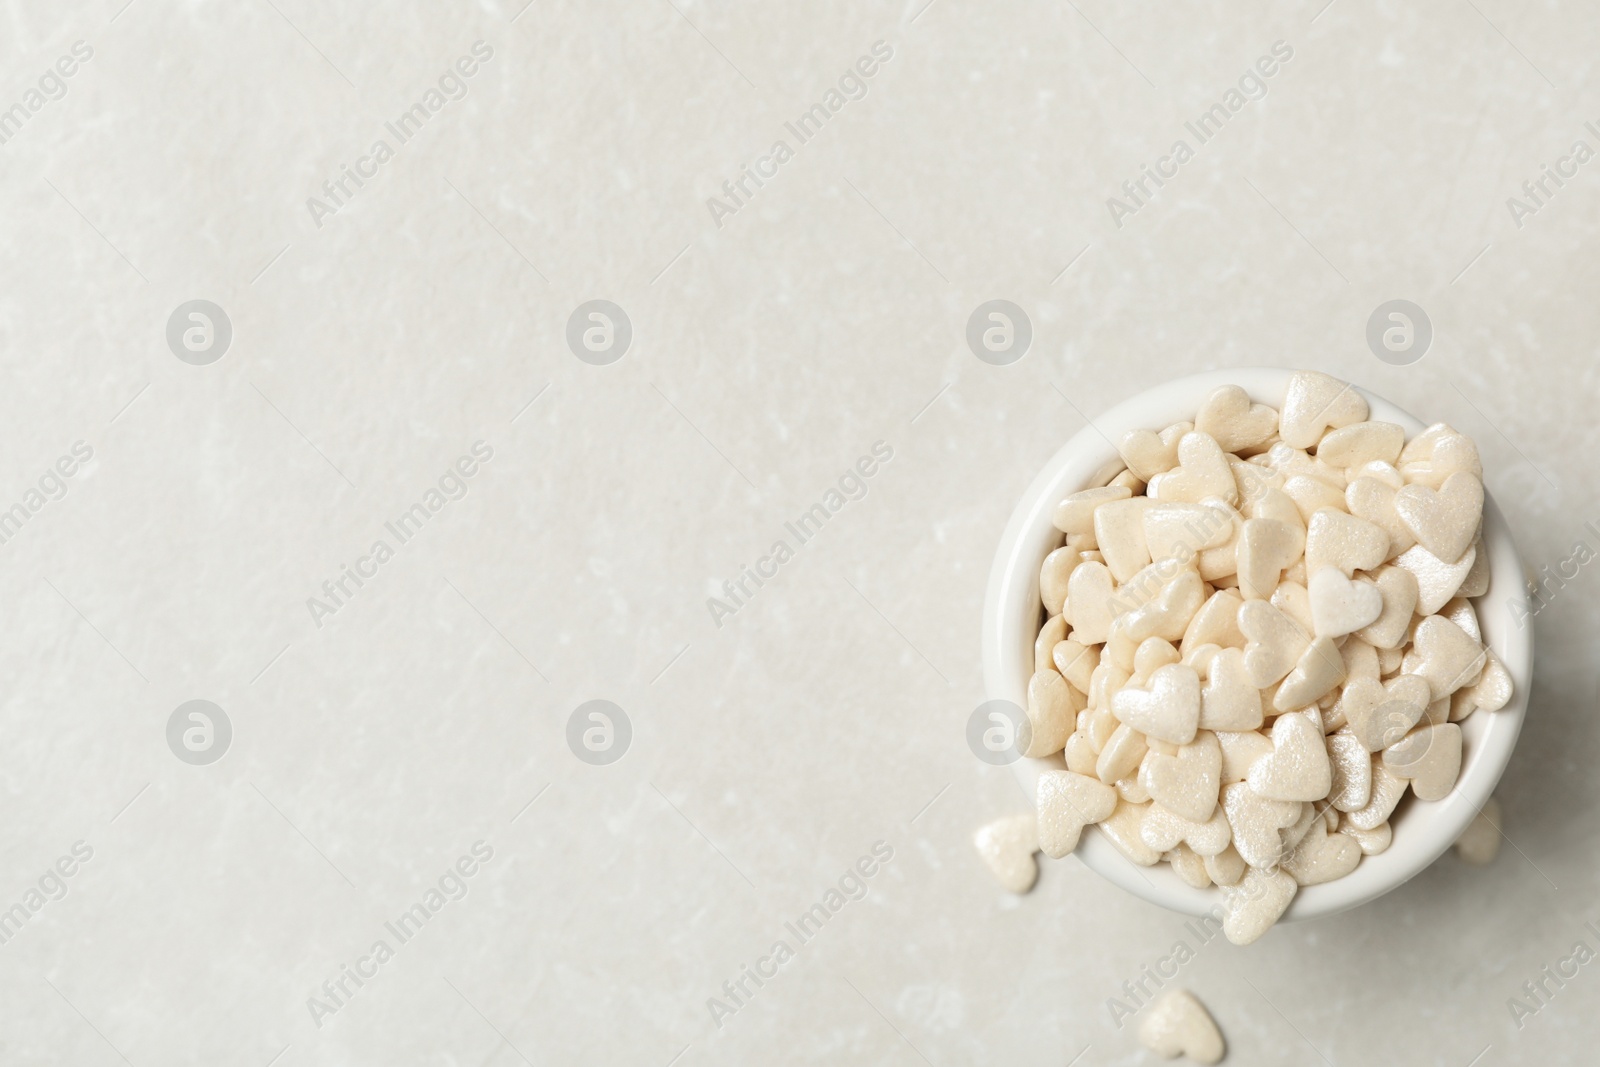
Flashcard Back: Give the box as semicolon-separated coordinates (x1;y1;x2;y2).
1139;988;1226;1064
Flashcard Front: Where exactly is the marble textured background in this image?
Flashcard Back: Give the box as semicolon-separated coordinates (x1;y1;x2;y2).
0;0;1597;1063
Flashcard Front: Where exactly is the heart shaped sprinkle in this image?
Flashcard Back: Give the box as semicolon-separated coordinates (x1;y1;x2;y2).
1308;566;1383;638
1346;476;1416;558
1110;470;1145;494
1120;556;1202;616
1064;730;1098;776
1052;484;1132;536
1196;503;1246;582
1096;723;1149;784
1393;541;1477;615
1418;693;1451;727
1351;459;1405;488
1140;730;1223;823
1301;703;1327;732
1280;370;1369;449
1304;508;1389;577
1051;637;1100;693
1119;423;1191;482
973;813;1040;893
1441;597;1482;643
1411;615;1488;700
1035;769;1117;858
1123;569;1207;645
1093;497;1154;583
1110;663;1201;745
1247;485;1307;528
1088;704;1118;744
1148;431;1240;506
1216;729;1274;784
1327;731;1373;811
1105;618;1140;674
1395;471;1483;563
1258;441;1347;488
1280;819;1356;895
1239;599;1311;688
1118;775;1153;805
1232;455;1287;509
1316;420;1405;470
1221;781;1301;867
1283;474;1349;523
1383;722;1462;801
1184;642;1221;675
1337;816;1392;855
1280;801;1319;853
1222;866;1298;945
1452;652;1512;719
1066;560;1119;644
1168;843;1213;888
1339;637;1380;686
1144;501;1236;561
1281;816;1362;886
1089;660;1132;713
1399;422;1482;489
1039;545;1080;616
1023;669;1080;758
1098;798;1161;866
1356;565;1420;649
1034;614;1066;673
1133;637;1183;683
1141;798;1232;856
1139;988;1227;1065
1196;383;1279;453
1344;761;1408;830
1267;580;1313;638
1458;537;1490;597
1203;845;1247;886
1336;673;1432;751
1182;589;1247;653
1246;711;1332;801
1199;647;1265;731
1237;517;1302;600
1274;636;1349;711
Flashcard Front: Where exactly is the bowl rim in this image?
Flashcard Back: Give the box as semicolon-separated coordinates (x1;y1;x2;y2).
980;366;1532;923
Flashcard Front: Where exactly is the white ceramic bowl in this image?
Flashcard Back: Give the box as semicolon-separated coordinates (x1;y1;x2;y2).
982;367;1532;922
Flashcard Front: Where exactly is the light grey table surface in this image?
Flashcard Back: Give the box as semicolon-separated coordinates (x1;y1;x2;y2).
1;2;1596;1064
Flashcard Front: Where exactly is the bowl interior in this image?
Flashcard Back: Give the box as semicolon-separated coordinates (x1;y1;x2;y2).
981;367;1532;922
